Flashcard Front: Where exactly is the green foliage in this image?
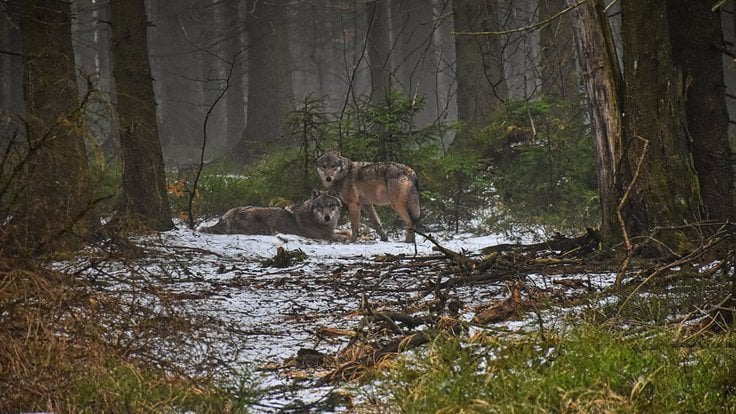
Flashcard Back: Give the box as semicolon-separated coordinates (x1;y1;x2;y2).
322;89;484;232
470;98;599;233
193;93;599;235
416;149;489;232
192;91;465;232
171;149;320;220
285;94;330;176
89;158;122;212
337;89;432;162
371;326;736;413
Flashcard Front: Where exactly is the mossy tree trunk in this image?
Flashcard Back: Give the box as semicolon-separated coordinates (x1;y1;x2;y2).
6;0;94;255
667;1;734;223
620;0;702;252
110;0;174;231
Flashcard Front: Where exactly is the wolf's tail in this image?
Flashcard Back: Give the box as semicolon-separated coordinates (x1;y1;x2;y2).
409;175;422;225
200;220;225;234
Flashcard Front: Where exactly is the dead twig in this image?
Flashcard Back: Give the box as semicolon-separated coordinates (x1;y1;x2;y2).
617;224;732;315
615;135;649;288
415;229;475;271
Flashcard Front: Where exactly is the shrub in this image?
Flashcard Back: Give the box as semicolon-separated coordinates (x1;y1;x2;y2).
470;98;599;233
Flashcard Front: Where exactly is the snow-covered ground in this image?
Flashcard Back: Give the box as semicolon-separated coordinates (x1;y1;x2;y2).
58;222;615;413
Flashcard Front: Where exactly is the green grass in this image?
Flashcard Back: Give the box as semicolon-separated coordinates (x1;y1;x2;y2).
68;361;255;413
168;151;318;221
369;325;736;413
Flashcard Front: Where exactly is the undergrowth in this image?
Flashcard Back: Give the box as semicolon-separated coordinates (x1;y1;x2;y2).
369;324;736;413
358;265;736;413
167;150;317;222
0;257;257;413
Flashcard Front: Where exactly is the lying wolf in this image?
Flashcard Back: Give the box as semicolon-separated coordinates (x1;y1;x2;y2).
200;190;344;241
315;151;421;243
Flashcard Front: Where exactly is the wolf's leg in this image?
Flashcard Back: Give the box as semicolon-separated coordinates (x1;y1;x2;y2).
391;202;416;243
347;203;362;242
362;204;388;241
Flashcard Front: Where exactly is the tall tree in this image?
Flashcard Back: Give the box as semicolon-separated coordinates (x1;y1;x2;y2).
367;0;392;102
565;0;623;241
0;1;24;147
71;0;117;156
148;0;206;162
223;0;246;150
6;0;94;254
667;1;734;222
619;0;702;248
451;0;507;147
539;0;578;100
232;0;294;163
390;0;454;129
110;0;173;231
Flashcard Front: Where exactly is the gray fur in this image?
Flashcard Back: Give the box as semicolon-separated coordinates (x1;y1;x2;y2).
316;151;421;242
200;191;343;241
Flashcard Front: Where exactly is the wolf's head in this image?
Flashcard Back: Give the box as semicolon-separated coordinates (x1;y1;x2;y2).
315;151;349;187
309;189;342;226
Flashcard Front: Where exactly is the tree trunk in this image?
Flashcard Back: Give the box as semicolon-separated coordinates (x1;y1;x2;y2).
390;0;436;128
565;0;624;242
110;0;174;231
0;2;24;147
367;0;393;103
232;0;294;164
667;1;734;223
451;0;507;147
539;0;578;100
147;0;205;162
7;0;94;254
223;0;246;150
71;0;117;158
620;0;702;250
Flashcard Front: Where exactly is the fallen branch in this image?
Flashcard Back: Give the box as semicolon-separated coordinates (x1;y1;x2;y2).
415;230;475;271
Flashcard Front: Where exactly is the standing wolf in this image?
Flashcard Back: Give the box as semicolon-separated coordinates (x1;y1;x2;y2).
315;151;421;243
200;190;344;241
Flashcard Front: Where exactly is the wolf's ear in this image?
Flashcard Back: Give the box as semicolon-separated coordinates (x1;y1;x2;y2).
311;188;321;198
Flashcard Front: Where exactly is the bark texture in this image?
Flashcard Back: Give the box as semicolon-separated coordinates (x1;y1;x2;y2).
367;0;392;102
621;0;702;249
452;0;507;146
667;1;734;223
110;0;174;231
8;0;93;254
233;0;294;164
565;0;623;241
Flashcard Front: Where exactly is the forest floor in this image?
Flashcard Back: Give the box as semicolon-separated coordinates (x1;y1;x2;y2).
56;222;637;413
